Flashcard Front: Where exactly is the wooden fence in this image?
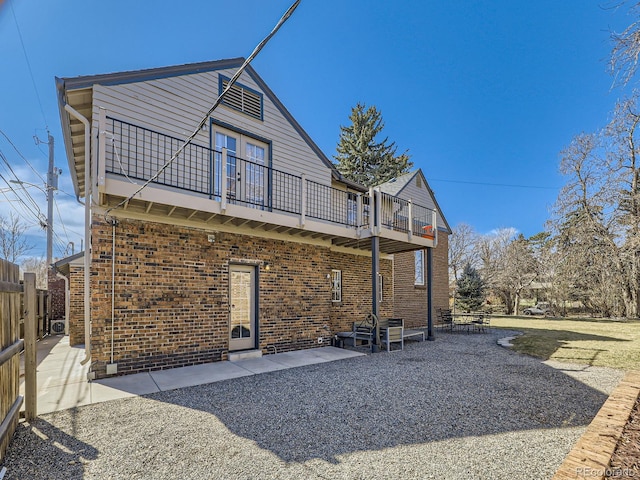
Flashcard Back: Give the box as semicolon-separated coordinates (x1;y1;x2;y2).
18;289;48;340
0;261;37;464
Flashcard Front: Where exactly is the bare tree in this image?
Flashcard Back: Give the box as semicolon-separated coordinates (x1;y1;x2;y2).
551;94;640;317
21;256;48;290
0;213;32;263
477;228;517;313
610;2;640;86
448;223;479;282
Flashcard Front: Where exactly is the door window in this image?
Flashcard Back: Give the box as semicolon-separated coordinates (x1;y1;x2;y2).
245;142;265;208
214;132;237;199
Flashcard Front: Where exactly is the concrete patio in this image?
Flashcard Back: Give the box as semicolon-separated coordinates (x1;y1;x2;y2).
19;335;364;415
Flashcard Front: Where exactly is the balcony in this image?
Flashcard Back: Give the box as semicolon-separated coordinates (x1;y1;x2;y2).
98;117;436;254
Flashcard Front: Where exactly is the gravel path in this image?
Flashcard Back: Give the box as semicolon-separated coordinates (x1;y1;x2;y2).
1;330;624;480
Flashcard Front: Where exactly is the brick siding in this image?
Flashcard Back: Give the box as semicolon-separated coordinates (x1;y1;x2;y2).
68;266;85;346
88;216;393;378
47;271;66;321
393;232;449;328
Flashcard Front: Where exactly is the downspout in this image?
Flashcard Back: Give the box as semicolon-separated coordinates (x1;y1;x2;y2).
64;104;91;365
110;219;116;364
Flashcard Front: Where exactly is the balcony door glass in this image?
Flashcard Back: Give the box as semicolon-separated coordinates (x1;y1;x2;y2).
214;132;237;200
244;142;265;208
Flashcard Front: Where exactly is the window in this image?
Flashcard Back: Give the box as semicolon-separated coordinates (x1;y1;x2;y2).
219;76;263;120
331;270;342;303
415;250;425;286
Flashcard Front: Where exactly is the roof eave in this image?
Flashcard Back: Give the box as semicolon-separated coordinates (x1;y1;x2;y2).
55;76;82;199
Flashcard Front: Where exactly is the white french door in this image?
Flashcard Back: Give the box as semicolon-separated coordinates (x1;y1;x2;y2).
212;125;268;207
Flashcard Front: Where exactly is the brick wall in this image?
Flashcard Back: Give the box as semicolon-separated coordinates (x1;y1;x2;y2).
48;271;66;321
328;251;393;333
89;216;392;378
432;233;449;313
68;266;84;346
393;232;449;328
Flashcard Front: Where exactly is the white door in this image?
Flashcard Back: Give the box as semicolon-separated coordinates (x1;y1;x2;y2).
244;142;266;208
229;264;256;351
212;125;269;207
214;131;238;200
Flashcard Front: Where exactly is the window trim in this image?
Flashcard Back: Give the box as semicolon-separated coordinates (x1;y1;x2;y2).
331;270;342;303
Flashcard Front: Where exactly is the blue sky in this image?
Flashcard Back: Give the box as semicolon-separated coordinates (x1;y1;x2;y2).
0;0;635;260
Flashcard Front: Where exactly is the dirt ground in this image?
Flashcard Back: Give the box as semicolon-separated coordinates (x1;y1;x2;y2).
607;395;640;479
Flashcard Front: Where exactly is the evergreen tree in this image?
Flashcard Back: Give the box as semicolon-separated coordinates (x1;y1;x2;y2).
455;263;486;312
334;103;412;187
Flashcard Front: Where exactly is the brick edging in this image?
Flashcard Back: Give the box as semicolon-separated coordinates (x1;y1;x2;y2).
552;370;640;480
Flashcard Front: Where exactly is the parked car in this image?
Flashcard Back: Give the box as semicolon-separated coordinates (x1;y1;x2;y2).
523;302;553;316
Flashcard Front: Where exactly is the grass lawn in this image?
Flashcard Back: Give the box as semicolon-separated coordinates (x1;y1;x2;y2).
490;316;640;371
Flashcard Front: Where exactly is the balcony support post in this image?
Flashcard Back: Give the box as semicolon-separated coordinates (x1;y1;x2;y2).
300;174;306;227
221;148;228;213
427;246;435;341
371;237;380;352
370;186;380;353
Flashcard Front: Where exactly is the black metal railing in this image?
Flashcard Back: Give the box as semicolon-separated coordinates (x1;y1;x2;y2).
103;117;436;235
106;117;211;195
380;192;410;233
306;180;359;227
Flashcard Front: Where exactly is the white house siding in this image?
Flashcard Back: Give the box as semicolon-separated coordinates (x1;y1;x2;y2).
396;175;447;230
91;68;332;189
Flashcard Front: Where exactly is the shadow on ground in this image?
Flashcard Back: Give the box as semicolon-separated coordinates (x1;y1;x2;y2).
507;328;629;363
146;331;611;464
2;419;97;479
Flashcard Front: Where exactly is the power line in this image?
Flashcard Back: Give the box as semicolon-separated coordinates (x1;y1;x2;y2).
53;195;71;243
0;150;44;216
427;177;560;190
0;171;44;227
104;0;301;220
0;129;46;184
9;1;49;130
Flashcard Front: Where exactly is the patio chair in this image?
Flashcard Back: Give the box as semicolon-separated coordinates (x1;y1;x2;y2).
378;318;404;351
381;325;404;351
471;313;489;333
351;316;376;347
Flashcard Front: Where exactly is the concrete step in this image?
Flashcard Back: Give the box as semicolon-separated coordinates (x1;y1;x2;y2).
228;349;263;362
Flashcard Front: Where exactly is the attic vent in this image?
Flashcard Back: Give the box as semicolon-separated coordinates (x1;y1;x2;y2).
219;76;263;121
416;176;422;188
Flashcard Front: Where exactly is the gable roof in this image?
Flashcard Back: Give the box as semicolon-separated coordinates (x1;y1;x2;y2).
56;58;362;198
377;171;417;197
378;169;452;234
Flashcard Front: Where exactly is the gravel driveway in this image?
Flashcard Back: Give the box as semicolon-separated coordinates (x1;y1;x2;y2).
2;330;624;480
